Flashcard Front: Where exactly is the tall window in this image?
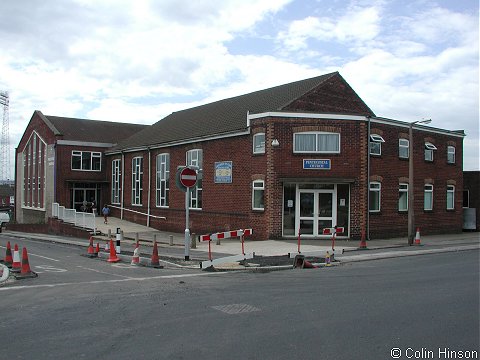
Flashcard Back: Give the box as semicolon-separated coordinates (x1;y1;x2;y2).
22;131;46;209
111;159;121;204
294;132;340;153
132;157;143;205
425;142;437;162
156;153;170;207
369;182;381;212
447;185;455;210
369;134;385;156
253;133;265;154
72;151;101;171
447;146;455;164
399;139;409;159
187;149;202;209
252;180;265;210
424;184;433;211
399;183;408;211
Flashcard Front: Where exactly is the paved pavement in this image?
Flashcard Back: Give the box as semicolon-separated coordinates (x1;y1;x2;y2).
2;216;479;272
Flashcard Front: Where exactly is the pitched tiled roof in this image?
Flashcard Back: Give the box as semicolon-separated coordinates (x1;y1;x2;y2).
42;113;148;144
110;71;375;152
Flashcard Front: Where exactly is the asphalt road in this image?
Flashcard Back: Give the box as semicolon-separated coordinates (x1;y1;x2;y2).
1;235;478;360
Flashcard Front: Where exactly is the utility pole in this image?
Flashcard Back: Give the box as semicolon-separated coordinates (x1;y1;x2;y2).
408;118;432;245
0;91;10;182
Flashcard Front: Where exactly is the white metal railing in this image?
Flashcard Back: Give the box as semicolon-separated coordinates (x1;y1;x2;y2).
52;202;97;233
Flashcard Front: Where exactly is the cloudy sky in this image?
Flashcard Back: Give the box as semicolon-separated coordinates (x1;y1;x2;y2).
0;0;478;177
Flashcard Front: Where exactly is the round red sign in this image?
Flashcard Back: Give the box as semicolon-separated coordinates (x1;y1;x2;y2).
180;167;197;188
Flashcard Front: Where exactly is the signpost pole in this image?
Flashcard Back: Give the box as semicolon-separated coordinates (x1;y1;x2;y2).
184;189;190;261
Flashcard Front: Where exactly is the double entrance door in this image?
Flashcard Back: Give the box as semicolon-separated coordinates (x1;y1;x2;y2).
298;190;336;237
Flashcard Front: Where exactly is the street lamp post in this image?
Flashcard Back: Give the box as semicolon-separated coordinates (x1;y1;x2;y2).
408;119;432;245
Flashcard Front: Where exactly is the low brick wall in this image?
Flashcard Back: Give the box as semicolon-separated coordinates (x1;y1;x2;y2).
6;218;91;239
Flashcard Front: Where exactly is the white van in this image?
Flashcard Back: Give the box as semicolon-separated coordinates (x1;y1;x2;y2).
0;212;10;227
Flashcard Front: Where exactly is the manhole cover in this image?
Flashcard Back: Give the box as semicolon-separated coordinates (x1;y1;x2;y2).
212;303;261;314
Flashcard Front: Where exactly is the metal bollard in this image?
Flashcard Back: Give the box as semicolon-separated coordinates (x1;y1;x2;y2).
190;233;196;249
216;237;221;245
169;235;173;246
153;234;157;244
135;232;139;245
108;229;111;238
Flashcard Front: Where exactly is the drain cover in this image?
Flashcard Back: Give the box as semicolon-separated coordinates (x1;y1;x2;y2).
212;303;261;314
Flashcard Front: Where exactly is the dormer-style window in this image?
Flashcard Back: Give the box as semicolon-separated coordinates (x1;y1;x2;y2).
424;142;437;162
370;134;385;156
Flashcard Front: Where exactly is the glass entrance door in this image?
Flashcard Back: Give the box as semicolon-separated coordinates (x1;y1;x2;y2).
298;190;336;237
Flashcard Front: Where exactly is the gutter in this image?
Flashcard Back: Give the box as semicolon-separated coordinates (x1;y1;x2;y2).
147;148;151;227
367;116;371;241
121;151;125;220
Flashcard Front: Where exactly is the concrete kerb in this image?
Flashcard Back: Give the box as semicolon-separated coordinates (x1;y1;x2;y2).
2;230;479;272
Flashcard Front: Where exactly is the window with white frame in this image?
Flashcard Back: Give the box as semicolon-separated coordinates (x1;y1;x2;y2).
424;184;433;210
447;146;455;164
399;139;409;159
294;132;340;153
156;153;170;207
447;185;455;210
132;157;143;205
369;134;385;156
187;149;202;209
424;142;437;162
252;180;265;210
111;159;121;204
369;182;381;212
72;151;101;171
253;133;265;154
399;183;408;211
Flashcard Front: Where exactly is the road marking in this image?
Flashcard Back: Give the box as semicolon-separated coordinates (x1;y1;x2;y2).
0;271;232;291
0;245;60;262
76;266;133;278
35;265;68;273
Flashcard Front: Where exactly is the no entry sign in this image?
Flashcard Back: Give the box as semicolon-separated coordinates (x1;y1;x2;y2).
180;167;197;188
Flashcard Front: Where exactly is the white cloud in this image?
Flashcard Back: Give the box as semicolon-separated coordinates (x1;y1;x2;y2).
277;5;381;51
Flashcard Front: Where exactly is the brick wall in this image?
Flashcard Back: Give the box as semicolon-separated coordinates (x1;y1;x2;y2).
104;117;464;240
369;123;464;238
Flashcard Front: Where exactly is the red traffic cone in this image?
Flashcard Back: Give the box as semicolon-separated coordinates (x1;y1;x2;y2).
4;241;13;267
11;244;21;273
150;241;163;268
16;247;38;278
131;245;140;266
358;229;367;249
87;237;95;258
107;239;120;263
414;228;422;246
104;239;110;252
94;243;100;257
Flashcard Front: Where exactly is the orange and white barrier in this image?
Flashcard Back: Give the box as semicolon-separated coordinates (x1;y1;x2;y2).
199;229;253;269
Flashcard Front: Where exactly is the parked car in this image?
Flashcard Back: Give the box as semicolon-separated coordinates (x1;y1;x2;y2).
0;212;10;227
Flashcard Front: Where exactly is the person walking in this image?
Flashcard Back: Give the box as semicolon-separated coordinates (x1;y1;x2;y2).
101;205;110;224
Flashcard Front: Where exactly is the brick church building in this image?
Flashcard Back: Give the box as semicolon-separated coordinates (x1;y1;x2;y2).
15;72;465;240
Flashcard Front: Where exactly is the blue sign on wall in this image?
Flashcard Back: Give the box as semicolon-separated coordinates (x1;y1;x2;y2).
303;159;331;170
214;161;233;183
